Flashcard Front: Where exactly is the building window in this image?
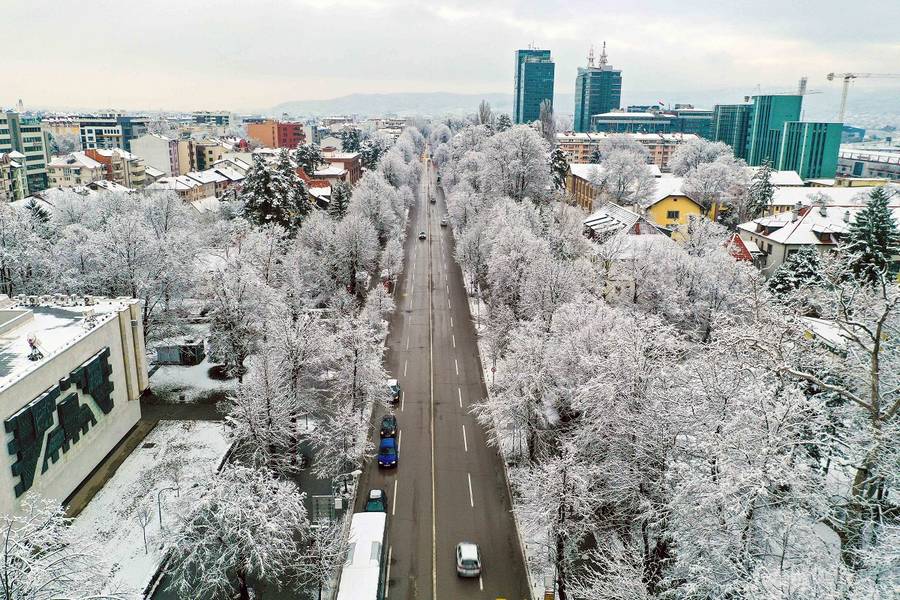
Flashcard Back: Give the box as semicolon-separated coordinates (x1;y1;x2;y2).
666;210;680;219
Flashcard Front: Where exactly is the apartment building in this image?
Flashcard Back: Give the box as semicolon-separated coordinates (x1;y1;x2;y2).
47;152;106;188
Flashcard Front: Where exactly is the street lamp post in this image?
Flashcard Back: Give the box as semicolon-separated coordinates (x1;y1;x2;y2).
157;485;180;531
335;468;363;495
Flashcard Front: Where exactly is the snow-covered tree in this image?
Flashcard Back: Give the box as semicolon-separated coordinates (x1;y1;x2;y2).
768;245;824;297
595;134;650;163
359;134;391;170
477;99;493;127
339;127;362;152
328;180;352;219
331;213;379;297
496;113;512;132
842;186;900;284
348;172;401;246
747;160;775;218
589;149;657;208
480;125;551;202
682;156;750;218
539;99;556;143
0;497;119;600
550;147;569;190
292;142;325;176
165;465;311;600
669;137;734;176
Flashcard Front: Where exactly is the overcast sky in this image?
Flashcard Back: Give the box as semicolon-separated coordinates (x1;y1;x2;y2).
8;0;900;112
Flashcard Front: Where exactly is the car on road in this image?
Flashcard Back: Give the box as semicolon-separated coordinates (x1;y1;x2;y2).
380;414;397;438
456;542;482;577
377;438;398;467
387;379;401;403
364;488;388;512
440;217;448;227
418;231;427;240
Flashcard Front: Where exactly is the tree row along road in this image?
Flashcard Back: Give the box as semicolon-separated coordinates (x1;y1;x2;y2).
354;153;530;599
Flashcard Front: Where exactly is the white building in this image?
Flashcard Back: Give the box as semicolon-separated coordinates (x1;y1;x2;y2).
47;152;105;188
0;295;148;516
131;133;180;177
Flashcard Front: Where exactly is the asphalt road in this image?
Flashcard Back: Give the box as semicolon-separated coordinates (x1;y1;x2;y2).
355;154;530;600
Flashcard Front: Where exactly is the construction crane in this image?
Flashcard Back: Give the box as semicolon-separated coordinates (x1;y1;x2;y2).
826;72;900;122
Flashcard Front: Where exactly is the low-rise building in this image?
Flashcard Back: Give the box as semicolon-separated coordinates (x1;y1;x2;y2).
130;133;180;177
0;152;27;202
194;139;229;171
78;114;149;152
556;132;699;171
738;201;900;275
322;150;362;184
245;120;305;149
836;146;900;181
642;177;707;231
146;174;215;203
0;295;148;516
84;148;146;189
565;162;662;212
47;152;106;188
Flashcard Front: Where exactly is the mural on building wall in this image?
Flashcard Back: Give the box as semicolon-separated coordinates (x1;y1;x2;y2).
4;347;115;497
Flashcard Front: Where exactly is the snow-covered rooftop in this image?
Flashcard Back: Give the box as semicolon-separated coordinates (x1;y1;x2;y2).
570;162;662;181
744;167;804;186
738;203;900;246
0;296;134;392
768;185;898;208
48;152;103;170
584;202;659;236
314;165;347;177
557;132;699;143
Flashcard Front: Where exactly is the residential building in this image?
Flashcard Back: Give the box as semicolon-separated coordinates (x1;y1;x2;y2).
566;162;662;212
78;115;149;152
0;152;27;202
514;48;555;124
322;150;362;184
146;174;215;203
738;201;900;275
764;185;896;215
744;167;804;186
194;139;228;170
776;121;842;179
192;111;233;127
556;132;698;171
47;152;106;188
582;201;662;241
746;95;802;166
643;177;707;230
245;120;306;148
130;133;180;176
836;146;900;181
84;148;147;189
0;111;51;194
144;165;165;185
0;295;148;516
808;176;890;188
712;103;752;159
573;43;622;133
591;111;671;134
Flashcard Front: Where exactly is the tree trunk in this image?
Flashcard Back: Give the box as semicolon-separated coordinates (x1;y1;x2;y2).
237;569;251;600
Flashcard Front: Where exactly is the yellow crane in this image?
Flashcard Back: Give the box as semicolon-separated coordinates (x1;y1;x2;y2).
826;72;900;122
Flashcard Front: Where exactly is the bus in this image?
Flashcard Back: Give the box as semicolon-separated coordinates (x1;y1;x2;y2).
336;512;388;600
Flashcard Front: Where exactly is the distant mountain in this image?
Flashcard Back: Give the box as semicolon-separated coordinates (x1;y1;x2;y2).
272;92;576;118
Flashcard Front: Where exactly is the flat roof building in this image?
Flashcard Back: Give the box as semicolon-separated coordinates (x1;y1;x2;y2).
573;43;622;133
514;48;555;125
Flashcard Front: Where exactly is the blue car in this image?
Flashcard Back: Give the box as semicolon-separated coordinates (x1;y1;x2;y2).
378;438;398;468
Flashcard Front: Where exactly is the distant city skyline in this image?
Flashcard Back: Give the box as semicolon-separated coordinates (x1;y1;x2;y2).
6;0;900;114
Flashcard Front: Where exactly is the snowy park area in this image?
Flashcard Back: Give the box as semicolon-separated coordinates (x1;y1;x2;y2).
71;420;230;597
149;356;238;404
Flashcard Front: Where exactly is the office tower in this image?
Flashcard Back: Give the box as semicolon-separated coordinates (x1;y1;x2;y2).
514;48;555;124
777;121;842;178
746;95;802;166
712;103;753;159
573;43;622;133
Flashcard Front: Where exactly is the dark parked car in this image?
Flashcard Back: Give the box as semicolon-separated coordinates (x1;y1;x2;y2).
380;414;397;438
365;488;388;512
387;379;401;403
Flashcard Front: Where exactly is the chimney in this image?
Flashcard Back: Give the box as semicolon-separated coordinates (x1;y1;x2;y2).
791;201;803;221
819;205;827;217
843;210;850;223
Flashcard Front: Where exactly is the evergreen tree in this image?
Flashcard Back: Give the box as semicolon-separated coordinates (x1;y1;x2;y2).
23;199;50;224
292;143;324;175
589;148;602;164
496;113;512;132
768;245;824;297
550;147;569;190
843;187;900;284
240;154;274;226
340;128;362;152
747;161;775;218
360;139;388;170
329;180;352;219
242;151;309;232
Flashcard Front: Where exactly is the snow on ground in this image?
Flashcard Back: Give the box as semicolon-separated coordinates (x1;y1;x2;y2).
71;420;230;598
150;356;238;402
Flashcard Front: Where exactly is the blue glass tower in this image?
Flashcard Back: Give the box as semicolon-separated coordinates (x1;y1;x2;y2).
514;48;555;124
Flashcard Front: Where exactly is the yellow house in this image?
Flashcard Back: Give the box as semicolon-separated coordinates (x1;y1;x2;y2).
643;177;708;232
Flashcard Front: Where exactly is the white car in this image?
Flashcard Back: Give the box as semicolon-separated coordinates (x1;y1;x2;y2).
418;231;427;240
455;542;482;577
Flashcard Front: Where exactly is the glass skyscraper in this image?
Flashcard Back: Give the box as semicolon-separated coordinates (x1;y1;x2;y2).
746;95;802;166
513;48;555;124
573;44;622;133
777;121;842;178
712;103;752;159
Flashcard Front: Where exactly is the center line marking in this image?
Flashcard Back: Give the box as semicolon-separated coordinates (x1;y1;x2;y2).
462;425;468;452
458;387;463;407
400;391;404;412
467;472;474;507
452;334;456;348
403;360;408;377
450;317;454;328
455;359;459;375
392;479;398;515
479;575;483;591
397;429;402;452
406;336;409;350
448;298;451;309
